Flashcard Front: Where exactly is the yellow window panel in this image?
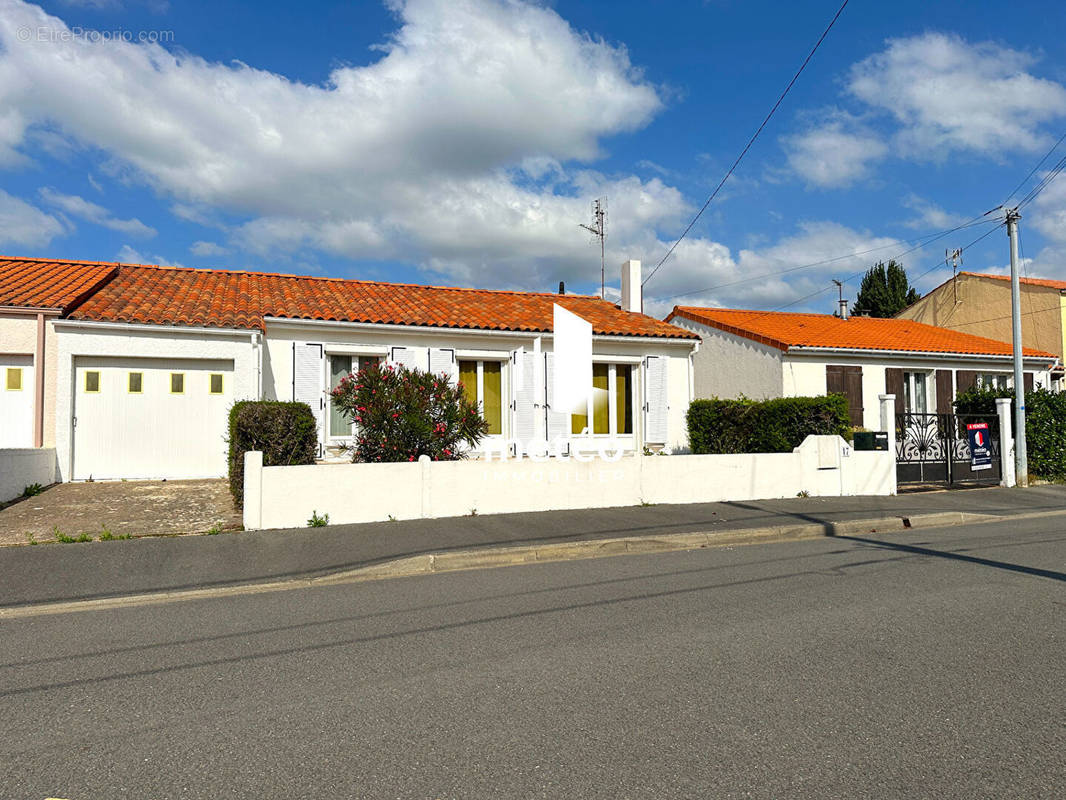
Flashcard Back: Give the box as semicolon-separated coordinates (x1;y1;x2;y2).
5;367;22;391
84;371;100;393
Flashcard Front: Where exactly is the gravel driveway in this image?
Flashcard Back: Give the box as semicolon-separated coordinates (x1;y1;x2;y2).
0;479;241;546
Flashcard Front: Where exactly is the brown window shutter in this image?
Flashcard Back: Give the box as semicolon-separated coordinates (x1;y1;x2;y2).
935;369;953;414
826;365;845;395
844;366;864;426
885;368;904;402
956;370;977;393
1024;373;1034;392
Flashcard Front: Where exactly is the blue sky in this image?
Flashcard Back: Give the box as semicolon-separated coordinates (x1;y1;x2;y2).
1;0;1065;316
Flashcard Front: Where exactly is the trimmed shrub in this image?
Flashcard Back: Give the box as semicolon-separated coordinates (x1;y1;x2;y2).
227;401;319;506
687;395;852;455
954;386;1066;480
330;362;488;462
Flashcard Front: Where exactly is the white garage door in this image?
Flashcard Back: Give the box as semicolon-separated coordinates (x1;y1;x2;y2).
73;357;233;480
0;354;34;448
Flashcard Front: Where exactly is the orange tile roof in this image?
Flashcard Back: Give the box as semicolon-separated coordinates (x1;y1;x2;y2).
0;257;695;339
667;306;1057;360
0;256;117;311
962;271;1066;291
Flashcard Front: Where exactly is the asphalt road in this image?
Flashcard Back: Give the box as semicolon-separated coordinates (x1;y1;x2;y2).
1;517;1064;798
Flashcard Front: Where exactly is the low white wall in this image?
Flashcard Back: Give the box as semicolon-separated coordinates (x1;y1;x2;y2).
245;436;895;530
0;448;57;503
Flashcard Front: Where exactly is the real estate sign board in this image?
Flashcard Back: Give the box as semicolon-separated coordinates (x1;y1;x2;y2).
966;422;992;471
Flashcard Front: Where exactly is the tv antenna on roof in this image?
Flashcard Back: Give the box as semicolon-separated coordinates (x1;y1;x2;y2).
579;197;607;299
946;248;962;305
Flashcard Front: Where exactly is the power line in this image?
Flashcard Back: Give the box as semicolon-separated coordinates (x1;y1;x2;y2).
1001;130;1066;207
1016;151;1066;210
642;0;851;289
651;215;1000;304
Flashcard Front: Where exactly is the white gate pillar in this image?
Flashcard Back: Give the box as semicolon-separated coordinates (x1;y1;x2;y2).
996;398;1016;488
879;394;896;452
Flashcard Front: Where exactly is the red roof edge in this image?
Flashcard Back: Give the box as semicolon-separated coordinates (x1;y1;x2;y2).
666;307;790;351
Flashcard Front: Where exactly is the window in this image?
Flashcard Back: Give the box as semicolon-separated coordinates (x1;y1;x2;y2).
209;373;224;394
84;371;100;393
170;373;184;394
329;354;380;437
5;367;22;391
902;371;928;414
977;373;1010;390
128;372;143;394
458;359;503;435
571;363;634;436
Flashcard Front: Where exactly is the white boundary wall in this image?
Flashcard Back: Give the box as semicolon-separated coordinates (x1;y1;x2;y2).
0;448;57;503
244;436;895;530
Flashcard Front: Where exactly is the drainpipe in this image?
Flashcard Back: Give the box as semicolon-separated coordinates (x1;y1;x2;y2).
34;312;45;448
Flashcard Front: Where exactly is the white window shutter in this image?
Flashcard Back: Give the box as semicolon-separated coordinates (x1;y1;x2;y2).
429;347;458;384
293;342;325;455
511;350;537;451
644;355;669;444
544;352;569;446
388;346;421;371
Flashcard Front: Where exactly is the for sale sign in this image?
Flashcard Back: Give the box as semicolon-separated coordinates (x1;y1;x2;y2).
966;422;993;471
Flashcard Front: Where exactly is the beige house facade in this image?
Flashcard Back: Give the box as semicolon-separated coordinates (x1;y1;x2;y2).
897;272;1066;387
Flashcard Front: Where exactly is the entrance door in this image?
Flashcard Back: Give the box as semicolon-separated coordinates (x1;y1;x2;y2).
72;357;233;480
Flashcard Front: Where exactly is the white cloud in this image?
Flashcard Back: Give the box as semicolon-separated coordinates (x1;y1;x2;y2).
189;240;229;257
38;187;156;237
782;111;888;188
900;194;970;230
0;189;66;248
0;0;666;290
848;32;1066;159
116;244;182;266
641;220;902;317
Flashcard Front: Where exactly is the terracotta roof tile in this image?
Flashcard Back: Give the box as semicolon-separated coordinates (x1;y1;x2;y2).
0;256;116;311
962;271;1066;291
667;306;1057;360
0;257;696;339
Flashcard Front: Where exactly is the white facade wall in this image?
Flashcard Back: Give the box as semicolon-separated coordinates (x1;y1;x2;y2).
245;435;894;529
783;352;1053;429
672;317;783;400
54;322;258;481
264;319;695;454
0;447;57;503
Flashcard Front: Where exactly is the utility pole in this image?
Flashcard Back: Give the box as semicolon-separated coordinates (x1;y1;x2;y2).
1006;208;1028;487
579;197;607;299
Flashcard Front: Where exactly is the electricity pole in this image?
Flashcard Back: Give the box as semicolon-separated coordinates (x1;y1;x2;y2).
1006;208;1028;487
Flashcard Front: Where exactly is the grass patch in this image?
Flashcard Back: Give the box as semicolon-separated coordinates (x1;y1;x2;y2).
307;510;329;528
205;523;223;535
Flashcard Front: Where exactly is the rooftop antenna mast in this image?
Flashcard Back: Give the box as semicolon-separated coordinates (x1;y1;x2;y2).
579;197;607;299
946;248;962;305
832;279;845;318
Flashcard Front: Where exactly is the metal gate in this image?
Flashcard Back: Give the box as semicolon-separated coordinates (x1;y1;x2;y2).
895;412;1002;486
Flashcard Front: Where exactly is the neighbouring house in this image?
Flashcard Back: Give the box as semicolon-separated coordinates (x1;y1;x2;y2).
665;305;1059;429
0;257;116;449
897;271;1066;388
0;256;697;482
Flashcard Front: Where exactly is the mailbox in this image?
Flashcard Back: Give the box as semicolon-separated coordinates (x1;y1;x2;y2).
853;431;889;451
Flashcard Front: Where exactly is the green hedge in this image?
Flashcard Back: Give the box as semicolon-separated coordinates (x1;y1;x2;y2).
227;401;319;506
686;395;852;455
954;387;1066;480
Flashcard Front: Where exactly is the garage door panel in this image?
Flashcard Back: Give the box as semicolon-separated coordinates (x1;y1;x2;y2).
0;354;34;448
73;358;233;480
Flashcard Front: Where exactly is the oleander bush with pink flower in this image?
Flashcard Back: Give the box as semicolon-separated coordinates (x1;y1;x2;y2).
331;362;488;463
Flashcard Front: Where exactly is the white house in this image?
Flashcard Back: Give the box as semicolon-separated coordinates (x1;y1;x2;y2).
0;256;697;482
666;305;1059;428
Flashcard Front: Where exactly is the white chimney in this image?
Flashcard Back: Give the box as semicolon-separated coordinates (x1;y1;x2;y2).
621;259;642;313
838;298;849;320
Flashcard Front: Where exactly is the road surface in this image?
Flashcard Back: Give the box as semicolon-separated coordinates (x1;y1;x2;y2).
2;515;1063;798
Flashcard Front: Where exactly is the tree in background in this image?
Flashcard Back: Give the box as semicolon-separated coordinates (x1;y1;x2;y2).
851;260;920;318
330;362;488;462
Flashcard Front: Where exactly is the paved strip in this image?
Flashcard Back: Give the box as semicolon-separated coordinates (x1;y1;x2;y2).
0;509;1027;619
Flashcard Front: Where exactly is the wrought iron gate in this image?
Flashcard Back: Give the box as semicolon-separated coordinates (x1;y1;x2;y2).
895;412;1002;486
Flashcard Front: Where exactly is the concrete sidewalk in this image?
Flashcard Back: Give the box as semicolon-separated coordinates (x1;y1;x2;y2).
1;484;1064;607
